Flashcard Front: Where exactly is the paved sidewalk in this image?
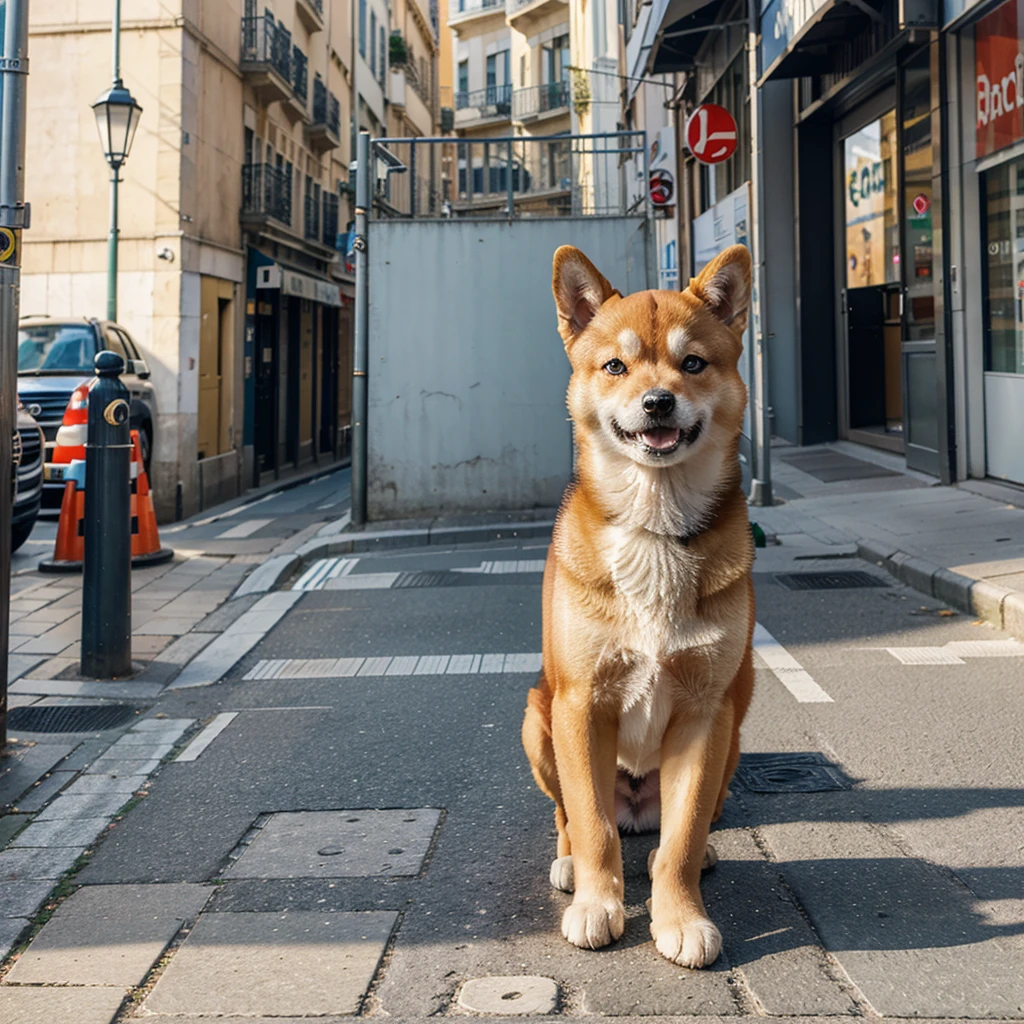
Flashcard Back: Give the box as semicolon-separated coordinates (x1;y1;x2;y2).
753;441;1024;639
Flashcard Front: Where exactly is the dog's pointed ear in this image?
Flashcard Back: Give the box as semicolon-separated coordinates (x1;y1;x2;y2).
687;244;752;335
552;246;619;344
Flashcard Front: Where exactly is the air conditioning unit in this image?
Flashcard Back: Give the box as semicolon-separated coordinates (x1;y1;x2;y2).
440;106;455;134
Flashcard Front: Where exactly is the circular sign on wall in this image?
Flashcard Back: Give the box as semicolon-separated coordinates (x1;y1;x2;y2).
912;193;931;215
685;104;738;165
650;169;674;206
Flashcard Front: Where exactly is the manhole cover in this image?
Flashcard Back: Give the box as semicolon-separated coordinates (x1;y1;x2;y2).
392;571;461;589
734;752;853;793
774;570;890;591
7;703;142;734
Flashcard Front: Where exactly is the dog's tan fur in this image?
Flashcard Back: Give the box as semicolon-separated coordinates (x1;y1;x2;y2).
522;244;756;967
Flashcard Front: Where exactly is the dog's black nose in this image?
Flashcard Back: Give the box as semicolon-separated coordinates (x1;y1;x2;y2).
642;389;676;416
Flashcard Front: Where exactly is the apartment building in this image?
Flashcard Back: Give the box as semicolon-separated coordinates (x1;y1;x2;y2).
21;0;436;519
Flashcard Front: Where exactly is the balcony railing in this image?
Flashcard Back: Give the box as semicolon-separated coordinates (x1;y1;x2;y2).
292;46;308;103
455;83;512;119
452;0;503;15
242;162;292;224
241;15;291;82
402;58;431;105
311;76;342;144
304;190;321;241
323;192;339;248
513;81;570;119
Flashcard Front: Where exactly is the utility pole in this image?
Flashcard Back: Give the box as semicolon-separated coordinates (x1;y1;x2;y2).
351;131;369;527
350;0;359;179
0;0;31;748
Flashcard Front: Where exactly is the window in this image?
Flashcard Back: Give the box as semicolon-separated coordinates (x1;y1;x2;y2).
520;54;526;87
379;26;386;83
486;54;496;89
543;34;569;84
103;327;130;366
244;127;254;164
458;59;468;95
359;0;366;57
984;159;1024;373
17;323;98;373
370;11;377;73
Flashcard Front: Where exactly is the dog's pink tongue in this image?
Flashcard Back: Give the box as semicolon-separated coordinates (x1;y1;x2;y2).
641;427;681;449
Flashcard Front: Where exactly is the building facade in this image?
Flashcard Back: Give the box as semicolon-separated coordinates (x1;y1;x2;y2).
22;0;437;519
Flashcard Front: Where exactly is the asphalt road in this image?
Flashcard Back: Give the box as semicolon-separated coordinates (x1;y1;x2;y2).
73;527;1024;1020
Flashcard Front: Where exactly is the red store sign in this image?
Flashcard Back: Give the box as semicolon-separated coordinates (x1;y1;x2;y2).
976;0;1024;158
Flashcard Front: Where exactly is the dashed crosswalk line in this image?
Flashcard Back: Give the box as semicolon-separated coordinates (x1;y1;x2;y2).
753;623;833;703
881;638;1024;665
217;518;273;539
293;557;359;591
452;560;547;574
243;652;543;681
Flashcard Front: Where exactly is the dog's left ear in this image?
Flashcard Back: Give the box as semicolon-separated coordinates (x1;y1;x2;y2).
687;244;752;335
552;246;619;344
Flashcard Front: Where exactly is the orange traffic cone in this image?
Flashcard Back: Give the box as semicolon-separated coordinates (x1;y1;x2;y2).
38;461;86;573
129;430;173;567
49;381;90;471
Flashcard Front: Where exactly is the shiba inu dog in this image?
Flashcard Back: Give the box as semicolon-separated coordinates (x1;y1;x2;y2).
522;243;756;968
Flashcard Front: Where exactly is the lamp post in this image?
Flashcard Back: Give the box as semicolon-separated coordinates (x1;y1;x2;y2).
91;0;142;323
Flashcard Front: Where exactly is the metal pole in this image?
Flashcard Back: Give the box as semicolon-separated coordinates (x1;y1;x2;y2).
746;0;772;507
409;139;417;218
350;0;358;177
351;131;370;527
107;171;118;321
0;0;31;749
506;139;514;217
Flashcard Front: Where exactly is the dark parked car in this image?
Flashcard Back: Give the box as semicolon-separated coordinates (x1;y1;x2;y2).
12;402;44;551
17;316;157;511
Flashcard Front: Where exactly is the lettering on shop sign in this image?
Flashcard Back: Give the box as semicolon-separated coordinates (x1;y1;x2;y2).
976;0;1024;158
848;162;885;208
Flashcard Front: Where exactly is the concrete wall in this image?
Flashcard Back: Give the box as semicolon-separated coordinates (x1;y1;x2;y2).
367;216;653;518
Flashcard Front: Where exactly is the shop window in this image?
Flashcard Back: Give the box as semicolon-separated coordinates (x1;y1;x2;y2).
983;159;1024;374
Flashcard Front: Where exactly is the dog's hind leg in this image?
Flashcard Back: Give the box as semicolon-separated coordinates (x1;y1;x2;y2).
523;677;574;891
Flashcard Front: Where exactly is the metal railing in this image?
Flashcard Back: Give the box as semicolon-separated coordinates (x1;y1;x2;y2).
241;16;291;82
242;162;292;224
292;47;309;103
367;131;647;220
512;81;570;119
453;0;504;14
304;189;321;241
323;192;340;247
402;58;431;105
455;84;512;118
312;76;341;136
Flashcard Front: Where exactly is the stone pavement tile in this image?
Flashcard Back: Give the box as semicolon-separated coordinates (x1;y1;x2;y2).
10;632;77;656
6;654;44;683
10;817;109;848
6;694;38;709
35;791;132;822
23;655;77;680
0;845;83;880
130;634;173;656
13;770;75;813
57;740;105;772
0;987;126;1024
97;739;174;760
116;721;191;745
134;615;206;636
224;808;442;879
144;910;397;1017
761;818;1024;1018
0;815;28;846
154;631;216;666
63;774;145;797
133;717;193;732
6;882;213;987
85;757;160;776
167;632;265;689
0;880;58;917
0;917;30;959
0;739;78;812
8;597;49;614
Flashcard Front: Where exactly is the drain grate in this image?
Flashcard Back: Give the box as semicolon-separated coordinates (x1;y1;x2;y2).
774;570;890;591
734;752;853;793
392;571;462;589
7;703;142;734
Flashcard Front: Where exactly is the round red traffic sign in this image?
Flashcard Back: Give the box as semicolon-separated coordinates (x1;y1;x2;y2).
912;192;931;215
650;169;674;206
685;104;738;165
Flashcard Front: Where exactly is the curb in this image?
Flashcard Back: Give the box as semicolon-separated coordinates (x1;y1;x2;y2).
856;539;1024;640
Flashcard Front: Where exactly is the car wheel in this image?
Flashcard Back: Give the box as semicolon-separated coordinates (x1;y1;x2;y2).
11;516;35;553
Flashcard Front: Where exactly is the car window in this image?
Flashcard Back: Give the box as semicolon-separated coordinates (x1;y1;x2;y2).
17;323;98;373
115;328;141;362
103;327;131;367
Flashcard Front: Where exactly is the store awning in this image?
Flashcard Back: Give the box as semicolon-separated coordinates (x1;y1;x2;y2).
625;0;725;99
255;263;343;307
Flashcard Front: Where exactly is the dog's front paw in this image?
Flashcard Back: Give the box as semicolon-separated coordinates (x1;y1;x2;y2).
650;915;722;968
561;896;625;949
550;855;574;892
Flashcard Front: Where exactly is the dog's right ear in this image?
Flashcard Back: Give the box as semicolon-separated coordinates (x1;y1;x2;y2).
552;246;618;344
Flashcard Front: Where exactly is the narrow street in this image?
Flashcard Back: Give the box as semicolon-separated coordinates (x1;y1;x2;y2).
3;456;1023;1022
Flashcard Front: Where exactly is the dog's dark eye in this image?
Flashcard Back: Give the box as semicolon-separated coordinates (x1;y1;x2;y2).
604;359;627;376
682;355;707;374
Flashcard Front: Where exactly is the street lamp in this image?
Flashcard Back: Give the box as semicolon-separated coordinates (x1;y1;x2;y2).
91;0;143;323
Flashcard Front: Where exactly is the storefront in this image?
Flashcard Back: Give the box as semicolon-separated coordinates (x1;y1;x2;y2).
949;0;1024;486
756;0;954;477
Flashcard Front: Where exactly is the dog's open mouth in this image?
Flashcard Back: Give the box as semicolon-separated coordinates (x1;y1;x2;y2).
612;419;703;455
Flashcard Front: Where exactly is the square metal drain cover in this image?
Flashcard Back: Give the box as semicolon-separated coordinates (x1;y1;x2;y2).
224;808;443;879
774;570;890;591
734;752;853;793
7;703;142;734
392;571;461;589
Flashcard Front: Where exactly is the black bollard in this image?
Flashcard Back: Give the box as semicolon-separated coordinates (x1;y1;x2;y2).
81;351;133;678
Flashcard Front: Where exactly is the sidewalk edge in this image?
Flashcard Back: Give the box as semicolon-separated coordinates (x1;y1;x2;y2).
856;539;1022;639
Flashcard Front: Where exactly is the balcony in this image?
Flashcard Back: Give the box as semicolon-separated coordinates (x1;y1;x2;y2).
513;81;570;122
285;46;310;120
308;76;341;152
304;191;321;242
296;0;324;32
505;0;568;30
323;192;339;249
448;0;505;27
241;163;292;228
454;84;512;127
240;16;292;104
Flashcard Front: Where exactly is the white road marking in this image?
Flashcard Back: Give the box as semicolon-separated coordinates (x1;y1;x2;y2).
452;560;546;575
881;638;1024;665
292;557;359;591
243;652;543;681
323;572;400;590
753;623;834;704
217;518;272;539
886;647;965;666
176;712;238;762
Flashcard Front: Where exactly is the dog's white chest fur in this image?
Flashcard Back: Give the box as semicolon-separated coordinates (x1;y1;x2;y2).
602;525;724;777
